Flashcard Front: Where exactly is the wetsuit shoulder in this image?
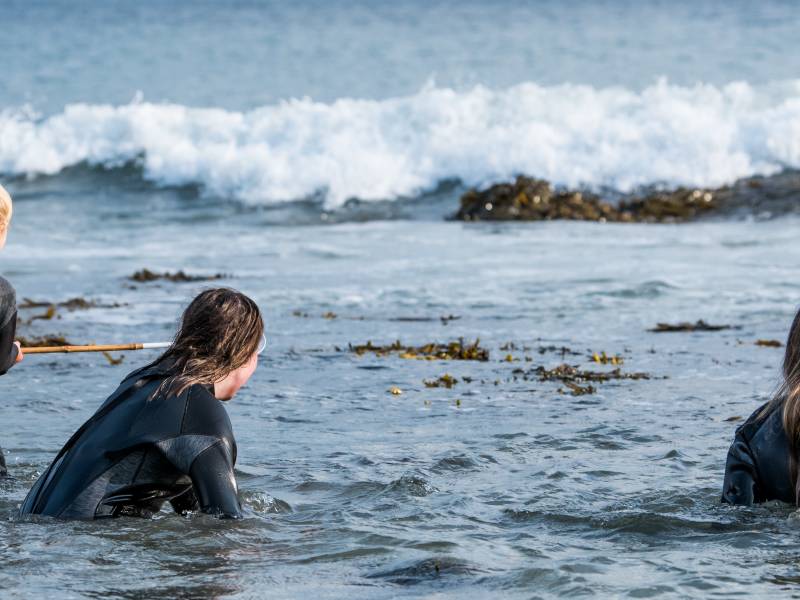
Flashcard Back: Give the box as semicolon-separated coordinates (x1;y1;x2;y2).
0;277;16;327
722;401;793;504
0;276;18;374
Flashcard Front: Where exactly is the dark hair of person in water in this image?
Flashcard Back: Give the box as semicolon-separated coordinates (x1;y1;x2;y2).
153;287;264;397
761;308;800;497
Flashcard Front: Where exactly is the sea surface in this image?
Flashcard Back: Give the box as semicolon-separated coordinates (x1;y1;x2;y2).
1;1;800;598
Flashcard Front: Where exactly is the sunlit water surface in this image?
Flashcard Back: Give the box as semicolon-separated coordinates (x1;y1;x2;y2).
1;180;799;598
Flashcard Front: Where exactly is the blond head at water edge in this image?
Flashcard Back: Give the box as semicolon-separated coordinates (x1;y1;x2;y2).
0;184;11;248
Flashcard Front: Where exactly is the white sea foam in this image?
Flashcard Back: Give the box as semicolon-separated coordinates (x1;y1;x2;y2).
2;80;800;207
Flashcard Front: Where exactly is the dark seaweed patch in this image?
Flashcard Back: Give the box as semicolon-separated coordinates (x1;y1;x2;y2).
17;335;73;347
648;320;734;333
19;297;124;311
455;176;718;223
755;339;783;347
423;374;458;388
535;363;652;383
350;338;489;361
129;269;227;283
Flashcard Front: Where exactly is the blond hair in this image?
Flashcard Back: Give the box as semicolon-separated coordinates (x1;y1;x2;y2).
0;184;12;231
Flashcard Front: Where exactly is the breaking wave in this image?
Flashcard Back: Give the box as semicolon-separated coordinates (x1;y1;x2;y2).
2;79;800;207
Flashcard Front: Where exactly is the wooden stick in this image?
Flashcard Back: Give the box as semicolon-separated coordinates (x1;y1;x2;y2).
22;342;170;354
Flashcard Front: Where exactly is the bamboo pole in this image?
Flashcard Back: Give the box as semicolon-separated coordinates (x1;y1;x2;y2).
21;342;170;354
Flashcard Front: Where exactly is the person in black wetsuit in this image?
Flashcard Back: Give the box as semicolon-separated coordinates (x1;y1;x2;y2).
722;307;800;505
0;184;24;476
20;288;264;519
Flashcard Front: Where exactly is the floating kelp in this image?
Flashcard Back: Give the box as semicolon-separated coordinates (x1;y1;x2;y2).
27;306;57;322
101;351;124;365
537;345;582;357
19;297;123;311
500;342;530;351
391;315;462;325
21;298;116;324
129;269;226;283
17;335;73;347
389;386;403;395
755;339;783;347
649;320;734;333
423;374;458;388
560;382;596;396
454;176;718;223
535;363;652;383
590;351;624;365
350;338;489;361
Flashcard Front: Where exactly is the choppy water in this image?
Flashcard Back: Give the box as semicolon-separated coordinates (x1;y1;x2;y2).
3;1;800;597
1;177;799;597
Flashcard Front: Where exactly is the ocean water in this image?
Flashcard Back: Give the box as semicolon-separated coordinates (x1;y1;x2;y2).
2;1;800;598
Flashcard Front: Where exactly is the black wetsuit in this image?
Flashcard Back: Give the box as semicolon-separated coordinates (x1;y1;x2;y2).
0;276;20;476
19;362;242;519
721;400;794;505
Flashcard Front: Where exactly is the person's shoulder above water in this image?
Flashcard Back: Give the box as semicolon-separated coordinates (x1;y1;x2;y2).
722;399;794;505
181;383;234;438
0;275;16;325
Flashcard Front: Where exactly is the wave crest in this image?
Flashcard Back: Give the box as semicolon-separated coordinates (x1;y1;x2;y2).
2;80;800;207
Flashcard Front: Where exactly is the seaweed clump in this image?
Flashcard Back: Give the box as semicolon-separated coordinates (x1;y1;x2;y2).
530;363;654;396
755;339;783;348
454;176;718;223
130;269;226;283
648;320;733;333
423;374;459;388
17;335;73;347
19;297;123;311
534;363;652;384
350;338;489;361
590;351;624;365
456;177;616;222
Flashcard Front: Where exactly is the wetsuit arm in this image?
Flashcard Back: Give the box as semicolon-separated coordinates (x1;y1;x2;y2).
721;434;759;505
188;441;242;518
0;309;18;375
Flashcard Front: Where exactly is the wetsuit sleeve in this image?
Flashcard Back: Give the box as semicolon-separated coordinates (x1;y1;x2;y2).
188;440;242;518
0;308;18;375
721;433;759;505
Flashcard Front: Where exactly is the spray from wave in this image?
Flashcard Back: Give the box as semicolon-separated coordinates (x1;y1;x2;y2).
1;80;799;208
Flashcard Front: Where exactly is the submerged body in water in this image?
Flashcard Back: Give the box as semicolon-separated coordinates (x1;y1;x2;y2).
721;400;793;505
723;307;800;507
20;362;241;519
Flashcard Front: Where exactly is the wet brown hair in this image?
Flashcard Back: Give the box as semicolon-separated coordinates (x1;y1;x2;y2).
763;307;800;501
154;288;264;396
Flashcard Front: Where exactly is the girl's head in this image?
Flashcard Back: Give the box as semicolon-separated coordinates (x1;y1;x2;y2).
774;306;800;499
0;184;13;249
783;309;800;386
158;288;264;399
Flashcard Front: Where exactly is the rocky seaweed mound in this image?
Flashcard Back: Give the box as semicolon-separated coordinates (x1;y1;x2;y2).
454;171;800;222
